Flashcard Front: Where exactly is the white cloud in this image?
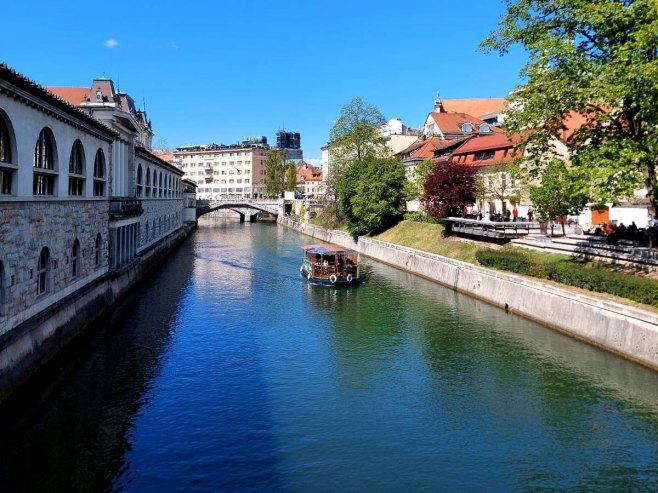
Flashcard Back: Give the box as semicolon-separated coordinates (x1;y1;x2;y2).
305;158;323;167
170;41;179;49
104;38;119;48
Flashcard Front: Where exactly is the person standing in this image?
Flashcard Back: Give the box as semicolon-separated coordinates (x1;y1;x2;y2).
512;205;519;222
528;209;534;222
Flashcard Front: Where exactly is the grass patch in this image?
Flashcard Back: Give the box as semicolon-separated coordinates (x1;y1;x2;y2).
373;220;490;264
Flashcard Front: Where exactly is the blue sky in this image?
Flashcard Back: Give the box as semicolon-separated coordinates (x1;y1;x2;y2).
0;0;527;162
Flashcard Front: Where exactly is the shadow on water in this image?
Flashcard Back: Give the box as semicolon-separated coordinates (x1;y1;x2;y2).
0;240;195;492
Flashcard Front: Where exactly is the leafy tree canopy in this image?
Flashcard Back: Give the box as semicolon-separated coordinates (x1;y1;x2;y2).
338;155;406;240
327;98;387;199
423;161;477;219
264;148;287;198
404;159;434;201
529;160;589;232
481;0;658;206
285;161;297;192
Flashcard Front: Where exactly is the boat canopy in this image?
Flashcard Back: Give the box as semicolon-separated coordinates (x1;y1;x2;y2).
301;244;356;255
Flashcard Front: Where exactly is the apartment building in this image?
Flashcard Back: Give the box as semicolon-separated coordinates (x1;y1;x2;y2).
173;143;269;199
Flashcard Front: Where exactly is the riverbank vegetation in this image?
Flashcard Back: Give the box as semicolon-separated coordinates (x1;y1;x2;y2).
477;249;658;309
374;220;491;264
373;219;658;309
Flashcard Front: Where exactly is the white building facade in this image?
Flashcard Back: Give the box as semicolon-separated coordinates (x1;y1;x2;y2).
173;143;269;199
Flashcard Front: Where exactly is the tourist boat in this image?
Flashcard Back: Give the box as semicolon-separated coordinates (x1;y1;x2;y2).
300;244;360;285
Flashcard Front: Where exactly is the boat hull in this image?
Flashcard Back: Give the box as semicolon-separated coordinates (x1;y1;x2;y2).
300;263;359;285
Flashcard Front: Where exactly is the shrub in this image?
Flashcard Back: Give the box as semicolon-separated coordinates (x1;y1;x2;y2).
405;212;439;224
475;249;658;308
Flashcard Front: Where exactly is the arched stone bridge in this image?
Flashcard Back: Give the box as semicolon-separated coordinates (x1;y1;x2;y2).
196;199;282;222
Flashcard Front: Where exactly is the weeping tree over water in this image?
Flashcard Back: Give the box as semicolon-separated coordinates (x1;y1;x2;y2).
481;0;658;208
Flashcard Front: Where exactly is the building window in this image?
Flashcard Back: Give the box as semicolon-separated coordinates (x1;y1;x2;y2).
136;164;143;197
0;169;12;195
37;247;50;295
159;173;163;197
474;150;495;161
95;233;102;266
93;149;106;196
71;239;80;277
153;170;158;197
68;140;85;196
479;124;492;133
460;123;473;133
146;168;151;197
0;114;14;195
33;129;56;196
0;115;11;164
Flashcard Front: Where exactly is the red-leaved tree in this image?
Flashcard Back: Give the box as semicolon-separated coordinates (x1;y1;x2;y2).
423;161;477;219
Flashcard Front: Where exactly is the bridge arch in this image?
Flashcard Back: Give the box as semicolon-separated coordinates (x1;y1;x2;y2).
196;199;280;222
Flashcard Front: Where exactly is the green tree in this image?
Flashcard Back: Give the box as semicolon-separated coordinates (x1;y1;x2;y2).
285;161;297;192
404;159;434;202
327;98;387;200
338;156;406;240
263;148;286;198
481;0;658;207
529;160;589;234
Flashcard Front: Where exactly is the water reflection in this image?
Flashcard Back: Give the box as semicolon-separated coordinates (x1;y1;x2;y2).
0;219;657;492
0;239;193;492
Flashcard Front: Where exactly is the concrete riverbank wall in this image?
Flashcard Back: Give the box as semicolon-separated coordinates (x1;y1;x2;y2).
279;216;658;371
0;225;195;403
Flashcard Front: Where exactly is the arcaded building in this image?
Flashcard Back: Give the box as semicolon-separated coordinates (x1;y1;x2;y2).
0;64;188;396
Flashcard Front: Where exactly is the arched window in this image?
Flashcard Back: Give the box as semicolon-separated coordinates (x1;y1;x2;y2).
68;140;85;196
153;170;158;197
159;173;163;197
93;149;106;196
136;164;143;197
146;168;151;197
71;238;80;277
37;247;50;295
460;123;473;134
0;115;11;164
479;123;492;133
0;113;14;195
95;233;102;267
33;128;56;195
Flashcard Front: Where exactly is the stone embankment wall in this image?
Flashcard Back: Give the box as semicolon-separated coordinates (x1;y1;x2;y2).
279;217;658;371
0;225;194;403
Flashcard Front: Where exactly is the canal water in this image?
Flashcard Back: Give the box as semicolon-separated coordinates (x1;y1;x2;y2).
2;219;658;492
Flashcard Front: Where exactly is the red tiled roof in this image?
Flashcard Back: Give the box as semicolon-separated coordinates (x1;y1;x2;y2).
440;98;508;119
46;86;90;105
296;162;322;182
429;112;503;135
452;133;522;155
0;64;116;137
400;136;471;159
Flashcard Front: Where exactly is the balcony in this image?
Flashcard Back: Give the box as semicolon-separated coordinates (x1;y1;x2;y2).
110;197;143;218
205;167;213;174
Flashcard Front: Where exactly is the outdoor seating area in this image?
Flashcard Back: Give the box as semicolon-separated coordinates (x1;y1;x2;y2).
445;217;542;239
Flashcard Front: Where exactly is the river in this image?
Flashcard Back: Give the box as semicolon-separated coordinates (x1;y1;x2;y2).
1;218;658;492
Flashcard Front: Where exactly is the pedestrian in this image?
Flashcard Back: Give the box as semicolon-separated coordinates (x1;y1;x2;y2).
528;209;534;222
512;205;519;222
505;209;511;222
